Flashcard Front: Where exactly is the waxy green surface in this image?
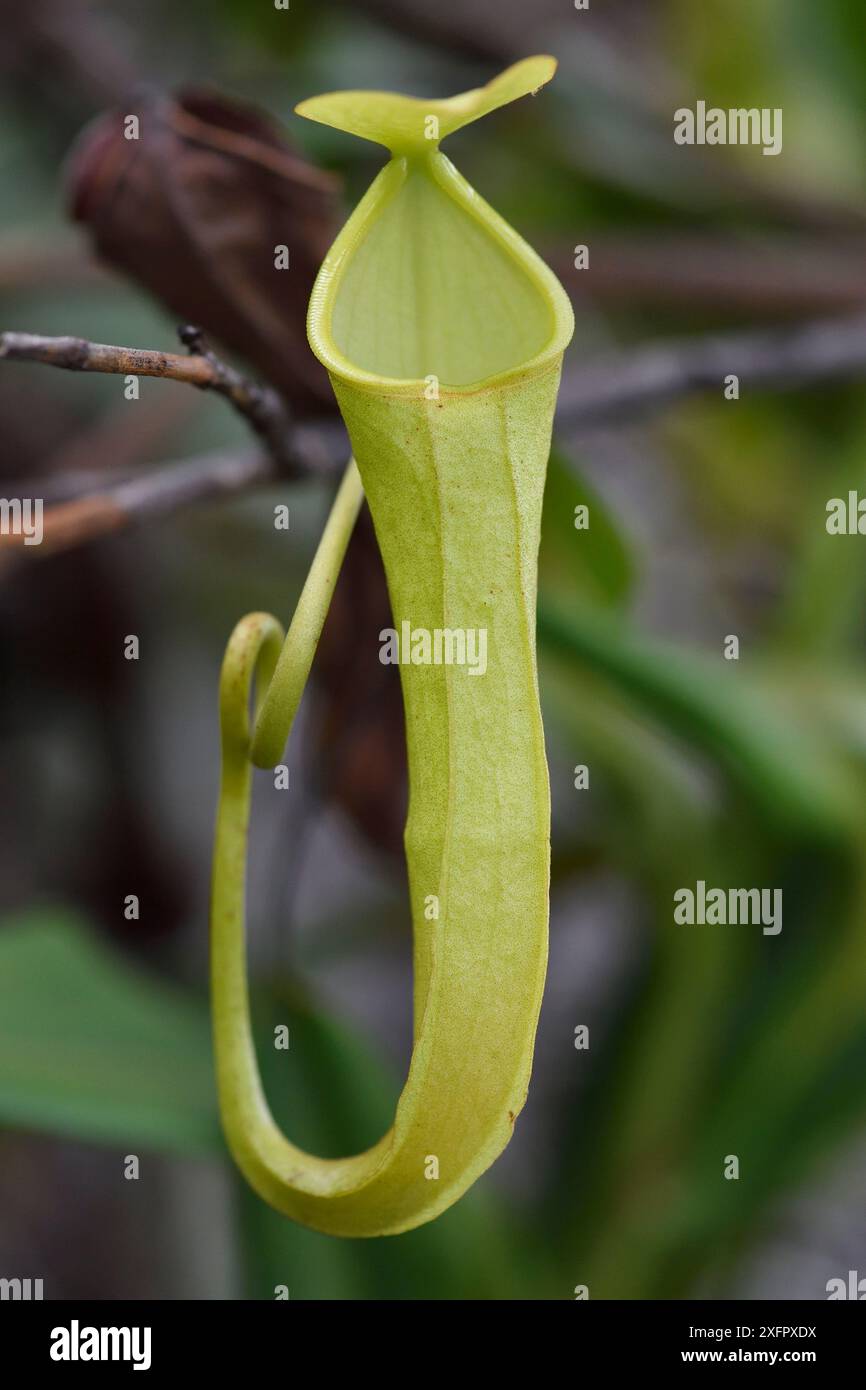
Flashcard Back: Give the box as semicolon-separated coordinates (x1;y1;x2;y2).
211;57;574;1235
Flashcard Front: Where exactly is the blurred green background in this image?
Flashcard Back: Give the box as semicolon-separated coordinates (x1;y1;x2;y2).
2;0;866;1300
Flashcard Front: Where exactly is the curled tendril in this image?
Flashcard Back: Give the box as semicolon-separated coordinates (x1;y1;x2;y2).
210;460;370;1214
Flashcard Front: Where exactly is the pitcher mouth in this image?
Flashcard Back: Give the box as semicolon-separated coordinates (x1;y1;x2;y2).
307;150;574;399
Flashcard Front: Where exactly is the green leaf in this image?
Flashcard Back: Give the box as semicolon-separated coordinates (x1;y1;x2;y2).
538;595;858;842
0;911;220;1154
541;446;636;606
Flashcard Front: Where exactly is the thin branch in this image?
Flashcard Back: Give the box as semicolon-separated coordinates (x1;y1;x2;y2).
0;450;266;558
0;424;350;559
0;330;214;379
0;327;302;474
557;312;866;427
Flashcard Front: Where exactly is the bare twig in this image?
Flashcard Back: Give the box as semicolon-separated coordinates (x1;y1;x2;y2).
557;313;866;427
0;418;350;558
0;329;217;380
0;327;303;474
0;450;268;557
551;237;866;317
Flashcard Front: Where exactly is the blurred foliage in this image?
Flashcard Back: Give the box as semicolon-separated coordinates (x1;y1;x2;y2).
2;0;866;1301
0;912;219;1153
